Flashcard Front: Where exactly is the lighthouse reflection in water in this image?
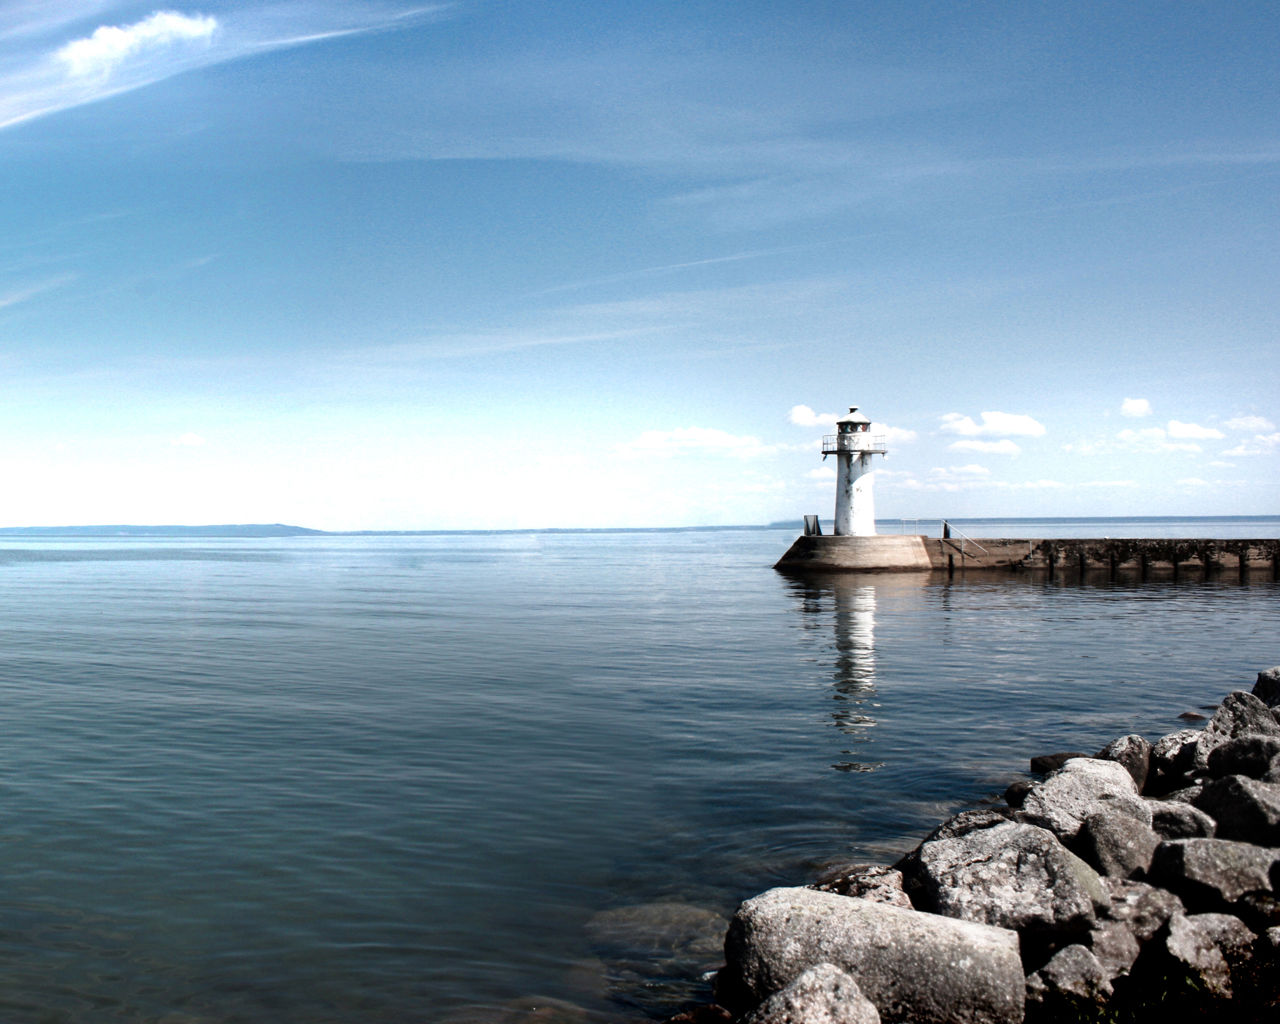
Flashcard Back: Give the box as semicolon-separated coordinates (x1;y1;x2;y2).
797;575;886;773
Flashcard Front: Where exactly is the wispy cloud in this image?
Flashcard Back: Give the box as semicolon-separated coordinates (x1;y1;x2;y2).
1224;432;1280;457
0;272;75;310
940;411;1045;438
0;3;447;130
1167;419;1224;440
1226;415;1275;432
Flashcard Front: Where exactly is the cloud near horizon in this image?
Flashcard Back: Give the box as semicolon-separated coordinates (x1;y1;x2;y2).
939;411;1045;438
617;426;778;460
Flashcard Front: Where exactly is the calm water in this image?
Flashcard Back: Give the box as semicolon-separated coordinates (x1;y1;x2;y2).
0;520;1277;1023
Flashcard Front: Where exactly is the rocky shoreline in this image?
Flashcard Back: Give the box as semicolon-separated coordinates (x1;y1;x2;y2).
669;666;1280;1024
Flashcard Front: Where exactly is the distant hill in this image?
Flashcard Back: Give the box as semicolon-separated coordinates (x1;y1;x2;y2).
0;524;326;538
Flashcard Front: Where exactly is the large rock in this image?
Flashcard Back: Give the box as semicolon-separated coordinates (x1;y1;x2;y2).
1148;729;1202;793
1097;878;1185;944
1206;735;1280;779
719;887;1024;1024
809;864;911;908
740;963;880;1024
1193;774;1280;845
1075;808;1160;878
1096;734;1152;792
1149;799;1217;839
1252;666;1280;708
900;818;1106;936
1193;692;1280;771
1147;838;1279;911
1019;757;1147;840
1163;912;1256;999
1024;944;1112;1023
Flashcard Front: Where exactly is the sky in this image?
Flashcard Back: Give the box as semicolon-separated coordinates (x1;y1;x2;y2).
1;1;1277;530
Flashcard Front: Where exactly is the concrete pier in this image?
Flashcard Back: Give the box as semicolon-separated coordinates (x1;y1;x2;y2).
775;535;1280;576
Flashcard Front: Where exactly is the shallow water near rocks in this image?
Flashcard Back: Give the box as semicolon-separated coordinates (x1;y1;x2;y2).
0;523;1276;1022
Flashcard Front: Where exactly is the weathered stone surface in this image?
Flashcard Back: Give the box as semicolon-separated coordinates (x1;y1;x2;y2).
1193;774;1280;845
1206;734;1280;778
901;819;1106;935
1252;666;1280;708
1085;918;1142;978
1019;757;1147;839
1076;808;1160;878
1149;798;1217;839
719;887;1024;1024
1096;734;1152;792
1164;913;1256;1000
1024;944;1112;1023
1163;783;1204;804
1193;691;1280;771
740;963;880;1024
1148;838;1278;910
808;864;910;907
1030;751;1088;774
1148;728;1202;792
1098;878;1185;944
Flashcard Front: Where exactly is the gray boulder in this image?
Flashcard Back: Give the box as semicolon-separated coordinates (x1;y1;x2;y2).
740;963;880;1024
1163;912;1256;1000
1252;666;1280;708
1085;918;1142;979
809;864;911;908
720;887;1024;1024
1075;808;1160;878
1024;944;1113;1023
1019;757;1147;840
900;819;1106;935
1148;838;1279;911
1098;878;1185;944
1096;734;1152;791
1193;774;1280;845
1206;734;1280;778
1193;691;1280;772
1149;799;1217;839
1148;728;1202;792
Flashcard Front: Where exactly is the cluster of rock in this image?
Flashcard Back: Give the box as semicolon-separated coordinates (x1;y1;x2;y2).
687;667;1280;1024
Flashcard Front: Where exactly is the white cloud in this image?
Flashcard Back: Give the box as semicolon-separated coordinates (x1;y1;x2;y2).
1120;397;1151;418
788;404;838;428
874;422;917;444
1226;415;1276;432
1114;427;1201;453
939;411;1045;438
1080;479;1138;488
948;438;1021;455
1167;419;1224;440
617;426;778;459
57;11;217;79
1223;432;1280;457
806;466;836;482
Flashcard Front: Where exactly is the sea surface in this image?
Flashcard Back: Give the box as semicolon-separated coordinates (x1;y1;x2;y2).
0;517;1277;1023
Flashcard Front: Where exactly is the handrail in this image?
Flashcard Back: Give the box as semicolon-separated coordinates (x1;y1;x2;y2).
940;520;989;557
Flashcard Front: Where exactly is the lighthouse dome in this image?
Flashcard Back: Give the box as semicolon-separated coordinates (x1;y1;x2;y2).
836;406;871;429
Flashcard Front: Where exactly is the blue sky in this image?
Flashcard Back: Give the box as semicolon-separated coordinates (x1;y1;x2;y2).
1;1;1277;529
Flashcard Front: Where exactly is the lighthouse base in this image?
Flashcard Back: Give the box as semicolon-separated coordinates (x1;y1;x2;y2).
774;535;934;573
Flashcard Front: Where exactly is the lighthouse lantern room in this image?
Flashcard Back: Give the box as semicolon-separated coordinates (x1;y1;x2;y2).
823;406;887;536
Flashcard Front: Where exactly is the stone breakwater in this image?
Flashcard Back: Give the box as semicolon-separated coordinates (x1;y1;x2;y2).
675;666;1280;1024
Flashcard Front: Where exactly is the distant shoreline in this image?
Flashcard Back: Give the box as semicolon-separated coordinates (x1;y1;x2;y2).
0;515;1275;540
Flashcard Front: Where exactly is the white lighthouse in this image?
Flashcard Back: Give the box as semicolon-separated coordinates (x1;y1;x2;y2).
825;406;886;536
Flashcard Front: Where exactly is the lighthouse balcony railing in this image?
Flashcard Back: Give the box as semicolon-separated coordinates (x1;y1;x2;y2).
822;434;887;455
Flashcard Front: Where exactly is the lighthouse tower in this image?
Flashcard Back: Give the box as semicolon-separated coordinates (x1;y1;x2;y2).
825;406;887;536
